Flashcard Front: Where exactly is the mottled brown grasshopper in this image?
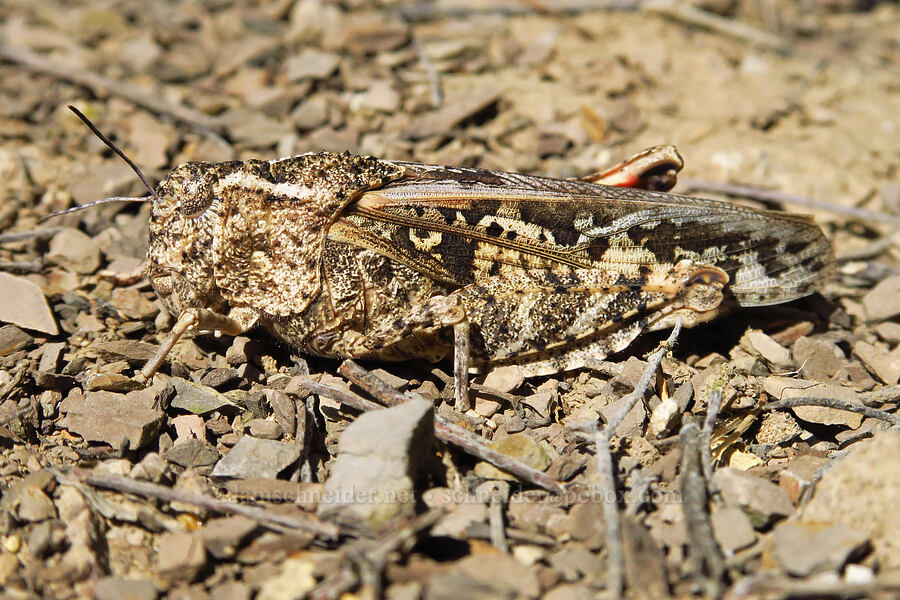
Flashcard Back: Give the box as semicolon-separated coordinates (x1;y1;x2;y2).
63;107;834;410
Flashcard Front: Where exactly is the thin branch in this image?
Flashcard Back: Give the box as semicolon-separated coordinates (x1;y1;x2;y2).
625;468;653;517
731;573;900;599
0;228;62;244
434;417;564;493
609;318;683;434
0;260;43;273
836;233;900;262
302;379;385;413
484;482;510;553
584;359;625;378
65;469;340;540
643;0;790;53
595;317;683;599
764;396;900;426
0;44;227;140
595;432;624;599
338;360;419;408
679;177;900;226
701;389;723;479
679;422;727;598
396;1;640;22
470;383;523;409
859;385;900;407
410;34;442;108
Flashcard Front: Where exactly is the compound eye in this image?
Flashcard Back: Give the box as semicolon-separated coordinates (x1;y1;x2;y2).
686;267;728;288
178;192;214;218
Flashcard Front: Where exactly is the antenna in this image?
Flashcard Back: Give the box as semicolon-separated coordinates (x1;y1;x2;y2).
66;105;158;201
40;196;151;223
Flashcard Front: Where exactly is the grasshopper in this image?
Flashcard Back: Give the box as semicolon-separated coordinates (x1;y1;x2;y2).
63;107;834;410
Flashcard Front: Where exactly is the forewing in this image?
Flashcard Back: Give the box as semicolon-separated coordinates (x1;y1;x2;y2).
338;163;834;306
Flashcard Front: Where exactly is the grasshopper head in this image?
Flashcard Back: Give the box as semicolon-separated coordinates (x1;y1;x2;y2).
147;161;228;317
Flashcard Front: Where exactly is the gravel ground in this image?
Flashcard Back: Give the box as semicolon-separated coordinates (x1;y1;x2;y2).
1;1;899;599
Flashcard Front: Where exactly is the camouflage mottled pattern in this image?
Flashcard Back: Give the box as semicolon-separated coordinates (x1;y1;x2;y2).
146;151;835;376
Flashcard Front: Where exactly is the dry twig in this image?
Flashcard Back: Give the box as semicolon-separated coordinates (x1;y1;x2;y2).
0;228;62;244
0;260;43;273
0;44;227;140
680;422;727;598
764;396;900;426
592;317;683;599
859;385;900;407
701;389;723;478
66;469;340;540
679;177;900;226
643;0;790;53
396;1;640;21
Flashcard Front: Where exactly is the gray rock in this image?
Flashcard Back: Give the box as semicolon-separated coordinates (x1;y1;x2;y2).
59;391;164;450
169;378;238;414
875;321;900;344
0;273;58;334
93;576;157;600
742;329;792;367
622;516;668;599
424;553;540;600
768;521;870;576
211;436;303;480
199;516;259;559
473;432;551;482
255;555;317;600
853;341;900;384
558;501;606;549
1;471;57;522
862;275;900;321
792;337;845;382
38;341;66;373
482;365;525;393
432;500;487;538
548;544;604;584
318;398;434;532
801;430;900;570
543;584;594;600
711;507;756;554
163;439;220;469
47;227;101;274
0;324;33;356
778;454;828;503
265;389;296;437
291;96;329;130
199;367;242;390
246;418;283;440
130;452;168;482
91;340;158;366
225;111;293;148
225;336;262;366
155;531;207;582
284;49;341;81
712;467;793;528
110;287;158;320
209;582;251;600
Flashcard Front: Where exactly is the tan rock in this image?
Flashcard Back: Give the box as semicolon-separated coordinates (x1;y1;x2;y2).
801;431;900;569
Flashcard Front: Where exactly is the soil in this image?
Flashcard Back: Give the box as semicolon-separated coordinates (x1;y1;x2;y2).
0;1;899;599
